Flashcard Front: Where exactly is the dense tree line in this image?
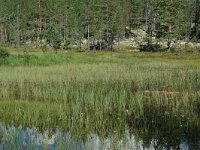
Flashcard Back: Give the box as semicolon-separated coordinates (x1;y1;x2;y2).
0;0;199;50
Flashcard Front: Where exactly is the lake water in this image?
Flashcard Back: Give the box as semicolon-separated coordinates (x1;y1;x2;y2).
0;123;200;150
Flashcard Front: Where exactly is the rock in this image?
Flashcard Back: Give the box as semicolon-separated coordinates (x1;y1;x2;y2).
157;41;168;49
82;39;88;45
186;42;195;48
195;43;200;47
25;40;32;46
151;37;156;41
70;44;79;49
118;39;140;49
25;39;51;49
179;41;187;46
130;29;147;38
129;49;140;52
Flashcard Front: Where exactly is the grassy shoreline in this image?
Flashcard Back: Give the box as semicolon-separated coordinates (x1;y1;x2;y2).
0;51;200;146
1;47;200;66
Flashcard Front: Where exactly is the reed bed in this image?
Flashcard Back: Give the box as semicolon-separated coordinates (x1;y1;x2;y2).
0;55;200;148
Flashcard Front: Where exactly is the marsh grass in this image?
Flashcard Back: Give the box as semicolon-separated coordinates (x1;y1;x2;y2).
1;50;200;66
0;52;200;148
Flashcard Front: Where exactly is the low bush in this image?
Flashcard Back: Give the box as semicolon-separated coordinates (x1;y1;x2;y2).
0;47;10;59
139;43;162;52
5;54;71;66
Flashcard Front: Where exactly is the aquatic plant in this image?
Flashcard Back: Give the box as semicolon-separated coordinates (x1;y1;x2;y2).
0;53;199;148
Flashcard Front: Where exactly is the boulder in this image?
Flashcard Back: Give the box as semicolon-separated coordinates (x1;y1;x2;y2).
186;42;195;48
130;29;147;38
195;43;200;47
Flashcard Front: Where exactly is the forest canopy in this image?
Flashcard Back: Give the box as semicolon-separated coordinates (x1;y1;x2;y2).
0;0;199;50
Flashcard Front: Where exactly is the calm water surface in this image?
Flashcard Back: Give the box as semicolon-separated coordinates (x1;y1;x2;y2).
0;123;199;150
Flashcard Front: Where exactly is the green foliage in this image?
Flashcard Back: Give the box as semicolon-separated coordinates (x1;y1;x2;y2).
191;36;198;43
0;57;199;141
0;47;10;59
139;43;161;52
4;54;71;66
45;26;62;51
0;0;197;50
63;39;71;50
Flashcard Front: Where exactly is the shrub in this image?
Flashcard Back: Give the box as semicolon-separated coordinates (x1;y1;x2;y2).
45;26;61;51
0;48;10;59
139;43;161;52
63;40;71;50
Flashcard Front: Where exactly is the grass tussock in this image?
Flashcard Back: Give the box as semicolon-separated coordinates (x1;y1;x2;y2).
0;51;199;147
0;58;199;140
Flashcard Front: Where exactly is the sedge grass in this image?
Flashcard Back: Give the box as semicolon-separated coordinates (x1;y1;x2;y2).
0;52;200;143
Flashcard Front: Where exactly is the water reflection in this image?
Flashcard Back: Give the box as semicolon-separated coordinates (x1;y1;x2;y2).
1;98;200;150
126;103;200;150
0;124;199;150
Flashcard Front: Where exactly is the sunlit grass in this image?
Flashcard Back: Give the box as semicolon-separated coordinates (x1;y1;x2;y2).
0;51;200;143
1;47;200;66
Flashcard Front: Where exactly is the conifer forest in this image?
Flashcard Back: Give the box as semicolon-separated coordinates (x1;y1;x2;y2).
0;0;199;50
0;1;200;150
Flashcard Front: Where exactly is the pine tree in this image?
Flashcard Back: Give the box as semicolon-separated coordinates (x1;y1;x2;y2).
0;0;197;47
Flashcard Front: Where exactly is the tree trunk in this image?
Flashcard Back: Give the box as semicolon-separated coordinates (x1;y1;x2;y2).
0;23;3;43
79;37;82;50
100;41;102;51
168;0;173;34
5;27;7;43
195;0;200;38
38;0;41;41
16;4;20;47
87;24;90;50
168;24;172;33
145;0;149;31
